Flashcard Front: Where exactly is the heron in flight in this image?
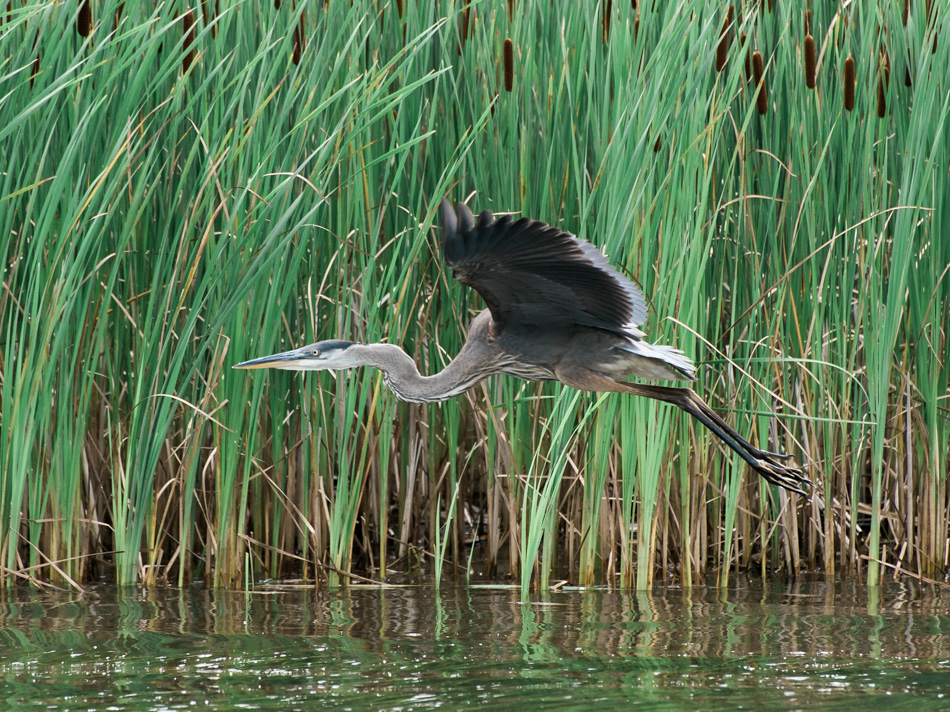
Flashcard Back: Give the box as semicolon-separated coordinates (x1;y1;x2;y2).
236;200;809;495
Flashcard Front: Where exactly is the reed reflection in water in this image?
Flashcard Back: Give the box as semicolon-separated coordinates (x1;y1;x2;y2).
0;576;946;710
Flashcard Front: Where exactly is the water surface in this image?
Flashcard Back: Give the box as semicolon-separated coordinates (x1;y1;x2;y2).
0;577;947;710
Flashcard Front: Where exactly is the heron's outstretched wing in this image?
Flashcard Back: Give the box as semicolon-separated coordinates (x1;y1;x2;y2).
439;199;648;335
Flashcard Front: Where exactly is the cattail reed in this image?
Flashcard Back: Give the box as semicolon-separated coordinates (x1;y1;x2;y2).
508;0;515;22
804;9;811;35
844;56;855;111
634;18;640;44
274;0;280;7
182;10;195;74
78;0;92;37
804;34;816;88
602;0;612;43
396;0;403;19
715;6;734;72
503;37;514;92
752;51;767;114
903;0;909;26
653;134;662;153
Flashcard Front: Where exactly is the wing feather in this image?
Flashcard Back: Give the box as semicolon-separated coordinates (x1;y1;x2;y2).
439;199;648;336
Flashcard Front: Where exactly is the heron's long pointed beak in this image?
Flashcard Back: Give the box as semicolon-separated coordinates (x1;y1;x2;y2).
233;349;304;370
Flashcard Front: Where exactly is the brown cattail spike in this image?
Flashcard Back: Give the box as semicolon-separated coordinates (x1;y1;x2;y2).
458;8;469;54
752;51;768;114
741;33;752;82
905;50;913;86
508;0;515;22
877;73;886;117
843;56;855;111
292;8;305;65
602;0;613;44
804;34;816;88
396;0;403;19
903;0;909;26
503;38;514;92
182;10;195;74
78;0;92;37
716;6;734;72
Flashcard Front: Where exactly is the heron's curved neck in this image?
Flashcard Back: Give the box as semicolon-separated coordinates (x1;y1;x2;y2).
349;343;489;404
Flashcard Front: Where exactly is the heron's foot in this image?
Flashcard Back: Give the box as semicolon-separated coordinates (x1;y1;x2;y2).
753;454;811;496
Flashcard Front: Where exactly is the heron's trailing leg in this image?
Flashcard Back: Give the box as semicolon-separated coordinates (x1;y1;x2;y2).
555;366;811;495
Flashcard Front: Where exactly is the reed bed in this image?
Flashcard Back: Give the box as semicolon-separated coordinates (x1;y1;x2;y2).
1;0;947;593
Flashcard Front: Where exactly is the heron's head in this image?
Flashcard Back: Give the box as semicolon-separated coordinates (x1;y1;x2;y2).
233;340;358;372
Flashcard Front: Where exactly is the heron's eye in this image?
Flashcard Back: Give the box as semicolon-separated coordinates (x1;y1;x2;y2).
311;349;321;357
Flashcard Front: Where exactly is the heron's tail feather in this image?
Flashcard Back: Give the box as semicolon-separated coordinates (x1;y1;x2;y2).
618;341;697;382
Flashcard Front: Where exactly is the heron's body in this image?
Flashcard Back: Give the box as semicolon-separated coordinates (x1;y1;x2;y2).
236;200;809;495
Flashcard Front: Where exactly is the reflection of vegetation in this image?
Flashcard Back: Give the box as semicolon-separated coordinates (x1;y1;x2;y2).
1;1;947;590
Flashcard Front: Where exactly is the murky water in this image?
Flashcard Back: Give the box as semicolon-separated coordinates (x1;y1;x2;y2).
0;577;947;710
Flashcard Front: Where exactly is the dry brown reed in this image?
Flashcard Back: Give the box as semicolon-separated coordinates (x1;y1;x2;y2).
844;56;855;111
504;38;514;92
78;0;92;37
715;6;734;72
804;34;816;88
182;9;195;74
752;51;767;114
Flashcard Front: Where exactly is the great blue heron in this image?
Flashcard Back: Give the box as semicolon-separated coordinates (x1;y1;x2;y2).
236;200;810;495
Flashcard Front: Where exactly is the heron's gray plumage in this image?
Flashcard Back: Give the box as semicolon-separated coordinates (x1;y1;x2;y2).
235;199;810;495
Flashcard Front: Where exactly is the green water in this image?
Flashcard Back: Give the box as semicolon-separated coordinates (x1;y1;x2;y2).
0;577;947;710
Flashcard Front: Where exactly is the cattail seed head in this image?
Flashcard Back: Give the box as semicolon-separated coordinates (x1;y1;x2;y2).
503;37;514;92
804;34;816;88
182;9;195;74
508;0;514;22
903;0;909;26
78;0;92;37
653;134;662;153
396;0;403;19
715;6;734;72
905;50;913;86
877;73;886;117
602;0;613;44
292;9;305;65
458;8;470;54
752;51;768;114
741;33;752;82
843;56;855;111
